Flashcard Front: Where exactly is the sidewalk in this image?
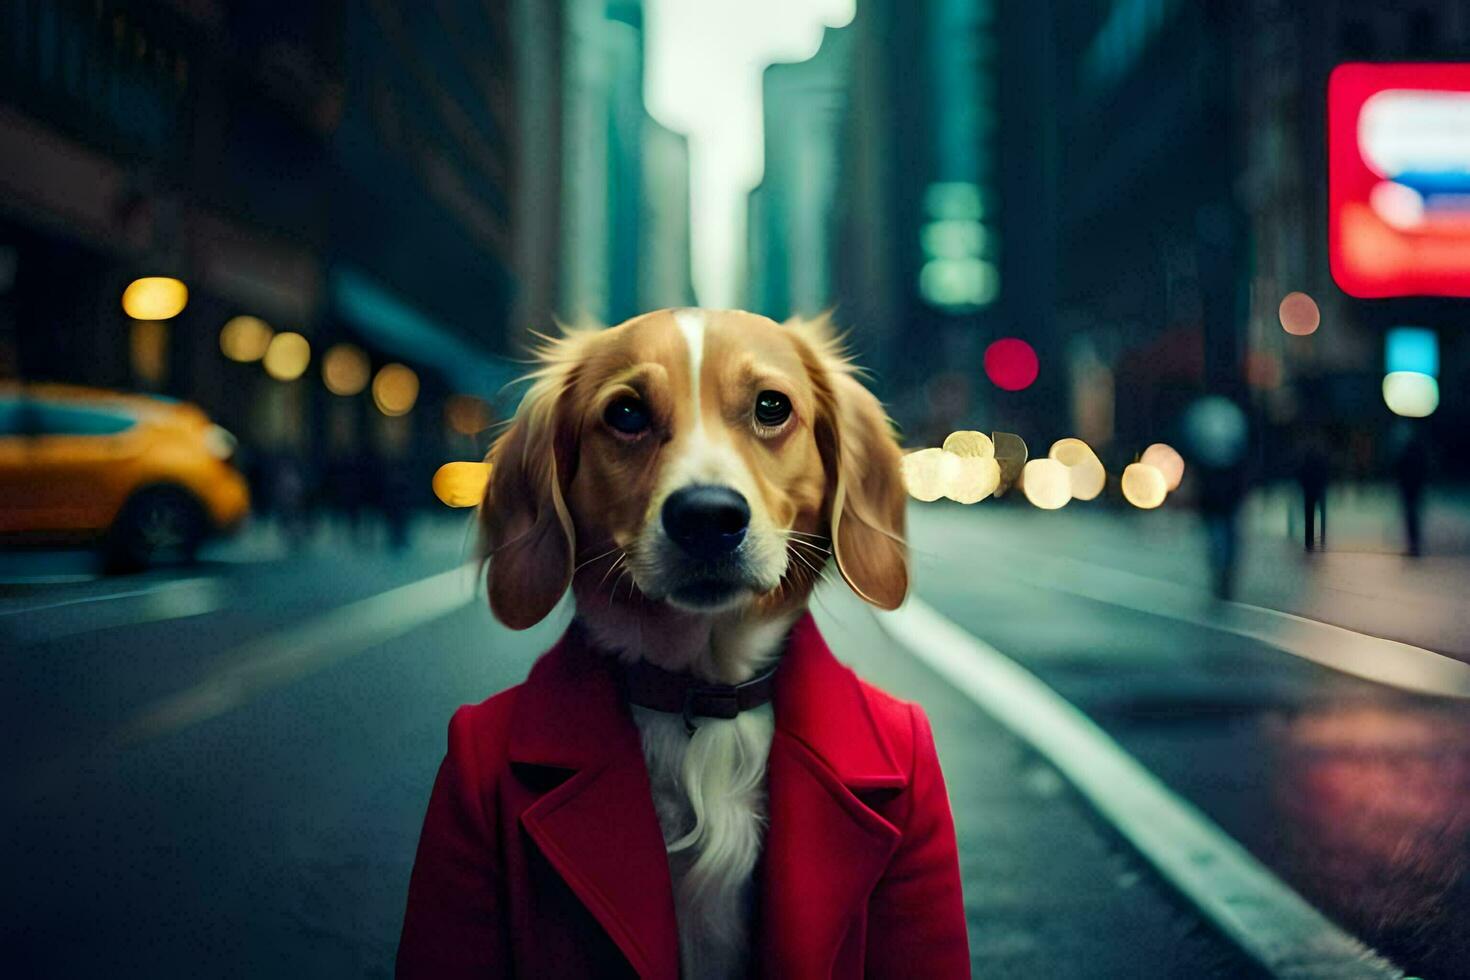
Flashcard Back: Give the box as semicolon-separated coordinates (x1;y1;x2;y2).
916;484;1470;662
814;597;1267;979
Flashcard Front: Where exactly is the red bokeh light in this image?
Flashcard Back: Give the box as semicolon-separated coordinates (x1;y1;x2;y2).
983;338;1038;391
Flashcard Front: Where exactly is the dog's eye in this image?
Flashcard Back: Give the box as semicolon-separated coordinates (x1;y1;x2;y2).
604;397;650;436
754;391;792;429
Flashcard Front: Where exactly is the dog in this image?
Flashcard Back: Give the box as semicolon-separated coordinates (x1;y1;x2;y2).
398;309;969;979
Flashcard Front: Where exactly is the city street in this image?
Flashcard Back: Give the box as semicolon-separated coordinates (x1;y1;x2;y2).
5;498;1467;979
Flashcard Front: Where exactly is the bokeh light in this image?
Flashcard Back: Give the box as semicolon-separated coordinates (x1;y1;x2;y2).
1382;371;1439;418
902;448;947;502
322;343;371;396
1021;458;1071;509
219;316;273;362
121;277;188;320
901;447;1000;504
983;338;1039;391
1278;291;1320;336
942;430;994;458
1182;395;1248;467
373;363;420;416
432;461;492;508
947;455;1001;504
1140;443;1186;491
446;394;493;436
1049;438;1105;501
262;332;311;381
1121;462;1167;509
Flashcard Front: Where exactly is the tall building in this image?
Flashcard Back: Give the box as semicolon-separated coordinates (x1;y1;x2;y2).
744;25;853;322
557;0;697;325
559;0;643;326
640;115;696;311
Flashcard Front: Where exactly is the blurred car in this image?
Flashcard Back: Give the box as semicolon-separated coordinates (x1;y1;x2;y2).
0;384;250;569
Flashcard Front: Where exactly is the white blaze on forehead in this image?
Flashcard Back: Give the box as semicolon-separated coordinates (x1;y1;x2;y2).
674;309;706;432
663;308;742;488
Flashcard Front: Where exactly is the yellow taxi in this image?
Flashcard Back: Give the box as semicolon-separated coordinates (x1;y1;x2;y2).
0;384;250;568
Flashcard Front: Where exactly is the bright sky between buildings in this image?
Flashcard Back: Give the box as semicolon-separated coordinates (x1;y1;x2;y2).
644;0;855;309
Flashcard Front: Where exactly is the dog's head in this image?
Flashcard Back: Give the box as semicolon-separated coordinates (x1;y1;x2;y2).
479;309;907;631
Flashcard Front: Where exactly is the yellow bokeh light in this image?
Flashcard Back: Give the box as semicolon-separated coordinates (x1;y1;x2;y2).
901;447;1000;504
121;277;188;320
263;331;311;381
433;461;492;508
942;430;995;459
1048;437;1094;467
1140;443;1185;491
1048;437;1105;501
1067;458;1106;501
902;448;948;502
373;363;420;416
946;455;1001;504
446;394;492;435
219;316;273;362
1122;462;1168;509
322;343;371;396
1021;458;1071;510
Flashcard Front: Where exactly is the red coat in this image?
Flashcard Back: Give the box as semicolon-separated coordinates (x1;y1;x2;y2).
397;613;970;978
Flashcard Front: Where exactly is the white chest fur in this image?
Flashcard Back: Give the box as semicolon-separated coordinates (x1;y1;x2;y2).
632;703;775;980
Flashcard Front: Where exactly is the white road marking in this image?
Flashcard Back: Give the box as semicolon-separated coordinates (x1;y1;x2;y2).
995;549;1470;700
877;596;1403;980
2;577;227;643
0;576;213;617
113;564;480;745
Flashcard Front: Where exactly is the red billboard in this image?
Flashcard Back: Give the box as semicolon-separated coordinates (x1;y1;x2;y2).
1328;63;1470;299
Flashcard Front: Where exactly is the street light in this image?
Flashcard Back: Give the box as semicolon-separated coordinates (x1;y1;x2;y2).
121;277;188;320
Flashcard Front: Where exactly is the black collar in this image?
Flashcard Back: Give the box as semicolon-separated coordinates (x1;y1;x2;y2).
620;659;779;734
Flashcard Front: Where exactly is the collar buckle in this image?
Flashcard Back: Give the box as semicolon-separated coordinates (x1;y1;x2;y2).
687;687;741;721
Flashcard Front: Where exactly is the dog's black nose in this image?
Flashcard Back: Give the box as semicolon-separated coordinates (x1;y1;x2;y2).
662;485;750;559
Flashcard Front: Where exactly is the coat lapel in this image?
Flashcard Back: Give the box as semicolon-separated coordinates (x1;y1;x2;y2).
508;614;906;977
759;614;906;974
508;625;681;980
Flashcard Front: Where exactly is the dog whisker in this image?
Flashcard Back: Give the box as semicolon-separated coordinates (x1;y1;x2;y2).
596;553;628;590
785;543;826;579
574;545;623;574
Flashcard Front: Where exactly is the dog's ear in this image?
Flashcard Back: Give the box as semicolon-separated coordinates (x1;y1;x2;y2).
479;351;581;630
796;318;909;610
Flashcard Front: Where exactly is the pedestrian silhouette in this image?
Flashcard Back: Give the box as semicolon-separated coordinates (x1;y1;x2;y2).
1296;430;1330;552
1391;421;1431;557
1183;395;1252;601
